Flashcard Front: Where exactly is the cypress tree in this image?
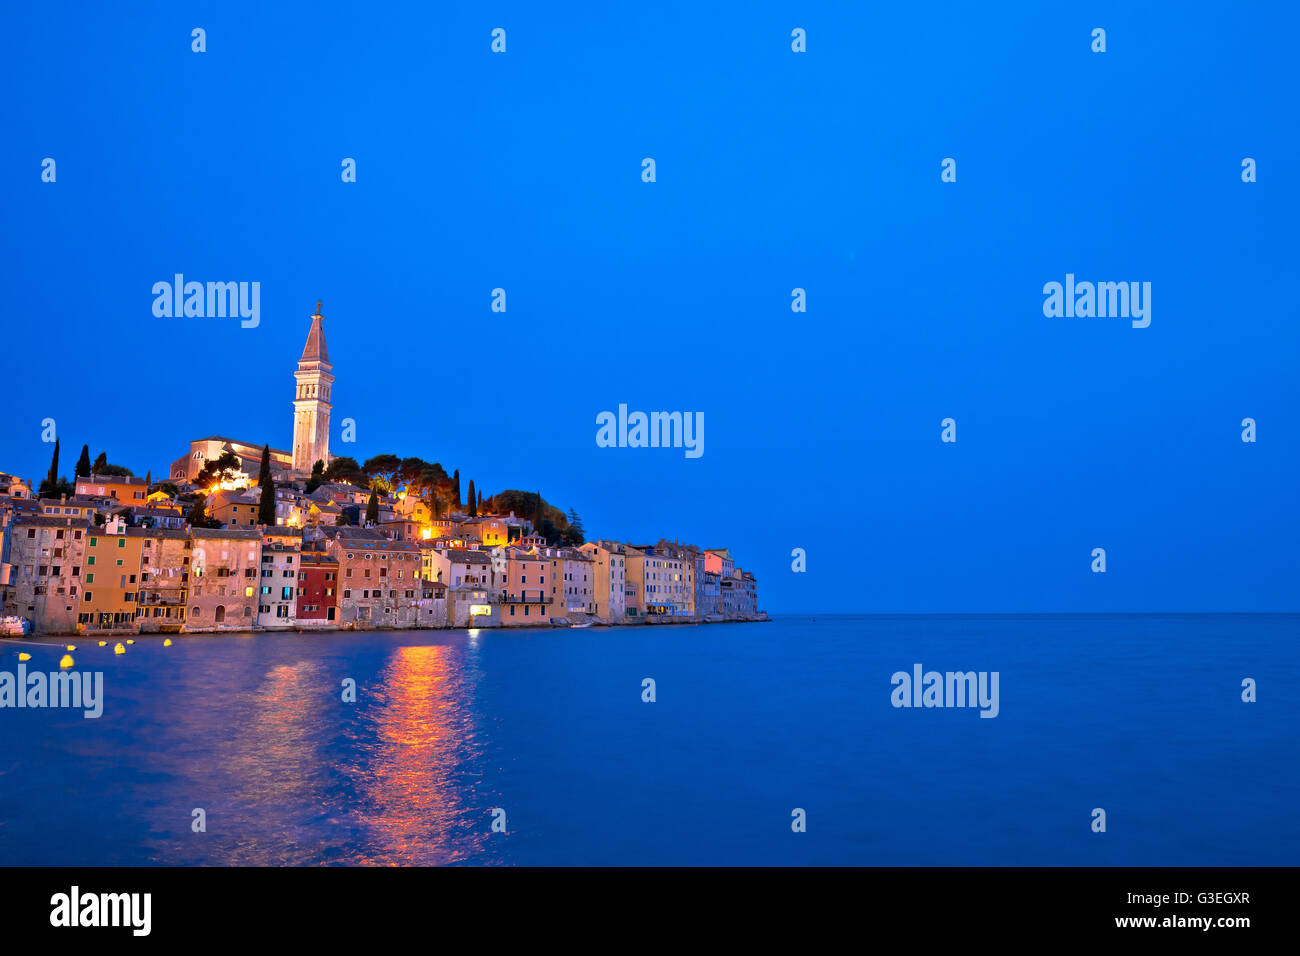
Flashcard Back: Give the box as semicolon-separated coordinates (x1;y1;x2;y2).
467;479;477;517
306;459;324;494
257;445;276;526
92;452;108;474
45;438;60;486
452;469;461;509
365;489;379;526
75;445;92;478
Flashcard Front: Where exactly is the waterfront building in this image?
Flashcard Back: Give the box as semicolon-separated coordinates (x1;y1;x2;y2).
136;528;191;631
1;514;88;634
188;527;262;630
79;519;146;631
501;547;553;624
424;548;496;626
257;529;301;628
579;540;627;622
326;527;425;627
296;549;339;625
630;544;689;616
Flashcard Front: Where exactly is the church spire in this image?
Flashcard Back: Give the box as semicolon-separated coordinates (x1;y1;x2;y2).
292;300;334;474
300;300;330;365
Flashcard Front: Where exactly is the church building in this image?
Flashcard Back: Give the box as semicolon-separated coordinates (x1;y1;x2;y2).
170;302;335;485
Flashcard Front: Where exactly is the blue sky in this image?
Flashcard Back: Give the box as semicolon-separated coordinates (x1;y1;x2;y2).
2;2;1296;612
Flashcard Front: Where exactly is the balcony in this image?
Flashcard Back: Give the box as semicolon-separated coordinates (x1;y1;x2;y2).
495;594;554;605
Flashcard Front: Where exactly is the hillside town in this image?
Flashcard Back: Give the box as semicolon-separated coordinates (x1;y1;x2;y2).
0;306;763;637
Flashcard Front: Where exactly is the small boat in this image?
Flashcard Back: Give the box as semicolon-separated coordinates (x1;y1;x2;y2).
2;616;32;637
570;622;592;629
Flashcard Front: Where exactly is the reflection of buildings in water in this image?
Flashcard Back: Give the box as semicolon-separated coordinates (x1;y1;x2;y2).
224;660;336;864
350;644;490;865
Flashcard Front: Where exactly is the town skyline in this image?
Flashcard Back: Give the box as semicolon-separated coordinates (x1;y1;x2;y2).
4;4;1295;616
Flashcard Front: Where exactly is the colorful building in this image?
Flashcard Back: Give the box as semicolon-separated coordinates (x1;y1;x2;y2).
188;527;262;630
75;474;149;504
257;530;301;628
1;514;88;634
79;519;146;631
136;528;191;631
296;550;339;625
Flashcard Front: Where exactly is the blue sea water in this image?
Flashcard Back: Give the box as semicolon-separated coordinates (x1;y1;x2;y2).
0;615;1295;866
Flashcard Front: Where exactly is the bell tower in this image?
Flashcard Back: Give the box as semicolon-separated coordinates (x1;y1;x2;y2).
292;300;333;475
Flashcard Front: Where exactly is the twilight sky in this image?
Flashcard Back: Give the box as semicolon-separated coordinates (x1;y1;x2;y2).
2;1;1297;612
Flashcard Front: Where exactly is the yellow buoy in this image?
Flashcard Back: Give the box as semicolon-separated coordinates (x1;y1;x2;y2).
163;638;173;647
66;644;76;650
126;639;135;645
59;654;74;669
98;641;107;646
113;642;126;655
18;652;31;661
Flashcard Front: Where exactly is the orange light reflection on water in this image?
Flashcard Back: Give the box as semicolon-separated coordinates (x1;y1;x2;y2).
348;644;490;865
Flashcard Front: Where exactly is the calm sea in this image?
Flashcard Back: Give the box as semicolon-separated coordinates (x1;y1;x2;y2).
1;614;1296;866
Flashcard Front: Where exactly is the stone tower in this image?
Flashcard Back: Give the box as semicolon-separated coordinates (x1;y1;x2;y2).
292;301;333;475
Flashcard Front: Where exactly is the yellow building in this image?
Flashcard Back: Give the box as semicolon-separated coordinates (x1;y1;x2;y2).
75;474;149;504
208;489;263;527
79;520;145;631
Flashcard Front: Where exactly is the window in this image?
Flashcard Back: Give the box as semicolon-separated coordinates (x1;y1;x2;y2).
85;573;94;584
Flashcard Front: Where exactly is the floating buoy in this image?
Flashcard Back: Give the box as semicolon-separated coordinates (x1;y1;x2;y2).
59;654;74;669
163;638;173;647
18;652;31;661
98;641;107;646
113;643;126;655
126;639;135;645
66;644;76;651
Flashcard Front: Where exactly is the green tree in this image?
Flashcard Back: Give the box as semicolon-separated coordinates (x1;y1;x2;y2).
305;459;325;493
365;489;379;526
467;479;477;517
452;469;461;509
37;476;74;499
323;456;368;488
362;454;403;490
45;438;60;486
75;444;92;478
92;452;108;474
562;509;585;546
257;444;276;525
185;497;221;529
196;451;241;488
